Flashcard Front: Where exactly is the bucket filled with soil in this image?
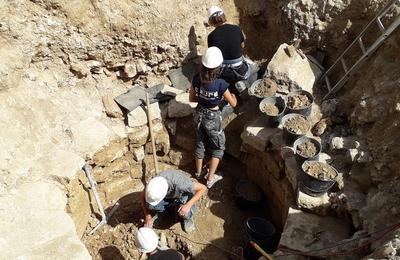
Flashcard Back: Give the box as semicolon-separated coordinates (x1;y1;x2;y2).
249;77;278;99
293;136;322;165
235;180;263;210
287;90;314;116
300;161;338;197
259;96;286;127
281;113;311;146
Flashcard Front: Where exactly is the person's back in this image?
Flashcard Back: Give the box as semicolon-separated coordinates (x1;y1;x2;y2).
208;24;244;61
148;249;183;260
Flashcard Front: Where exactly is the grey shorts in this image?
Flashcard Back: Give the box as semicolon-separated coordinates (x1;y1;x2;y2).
193;106;225;160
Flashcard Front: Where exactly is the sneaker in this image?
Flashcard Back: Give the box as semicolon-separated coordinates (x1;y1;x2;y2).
182;216;195;233
206;174;223;189
235;81;248;93
194;171;202;179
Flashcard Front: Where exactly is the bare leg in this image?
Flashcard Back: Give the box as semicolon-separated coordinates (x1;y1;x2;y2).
195;157;203;175
207;157;220;181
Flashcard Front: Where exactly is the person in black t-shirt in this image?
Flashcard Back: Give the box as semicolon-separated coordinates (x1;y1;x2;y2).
207;6;257;96
136;227;184;260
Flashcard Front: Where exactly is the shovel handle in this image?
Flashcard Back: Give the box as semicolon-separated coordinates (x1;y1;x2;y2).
249;241;273;260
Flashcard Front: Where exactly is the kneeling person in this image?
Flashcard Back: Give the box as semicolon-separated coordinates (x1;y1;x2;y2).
136;227;184;260
141;170;207;233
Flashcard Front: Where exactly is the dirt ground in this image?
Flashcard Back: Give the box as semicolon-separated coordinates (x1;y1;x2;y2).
82;156;271;259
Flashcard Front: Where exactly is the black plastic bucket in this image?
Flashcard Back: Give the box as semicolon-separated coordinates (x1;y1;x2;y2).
281;113;311;146
259;96;286;127
287;90;314;117
245;217;276;258
300;161;338;197
235;180;263;210
293;136;322;165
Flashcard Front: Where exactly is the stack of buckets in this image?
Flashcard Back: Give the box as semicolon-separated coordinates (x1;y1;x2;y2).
250;79;338;197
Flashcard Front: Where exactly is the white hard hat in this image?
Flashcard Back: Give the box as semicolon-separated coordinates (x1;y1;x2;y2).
202;47;223;69
208;6;224;20
145;176;168;206
136;227;159;253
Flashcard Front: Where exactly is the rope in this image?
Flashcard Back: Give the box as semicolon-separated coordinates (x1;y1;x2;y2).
275;222;400;258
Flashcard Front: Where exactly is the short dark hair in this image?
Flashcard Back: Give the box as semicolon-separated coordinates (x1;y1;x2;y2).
209;13;226;27
200;66;221;85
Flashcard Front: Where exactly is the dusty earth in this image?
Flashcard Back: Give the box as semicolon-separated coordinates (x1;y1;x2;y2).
253;78;278;98
261;103;279;116
296;139;318;158
81;156;269;260
283;115;310;135
287;93;311;109
303;161;337;181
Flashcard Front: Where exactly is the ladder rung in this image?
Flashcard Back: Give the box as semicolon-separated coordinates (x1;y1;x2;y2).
377;17;386;33
358;37;366;54
340;58;348;73
325;77;332;91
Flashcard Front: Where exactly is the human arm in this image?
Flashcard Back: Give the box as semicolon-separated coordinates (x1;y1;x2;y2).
189;84;198;103
178;182;207;217
141;190;153;227
223;89;237;108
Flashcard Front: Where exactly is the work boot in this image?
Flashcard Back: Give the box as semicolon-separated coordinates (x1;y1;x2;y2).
235;80;248;94
182;216;195;233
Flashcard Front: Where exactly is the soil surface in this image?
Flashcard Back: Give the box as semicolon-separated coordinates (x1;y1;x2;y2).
82;156;267;259
236;181;262;202
296;140;318;158
253;78;278;97
304;162;337;181
261;103;279;116
288;94;311;109
284;116;310;135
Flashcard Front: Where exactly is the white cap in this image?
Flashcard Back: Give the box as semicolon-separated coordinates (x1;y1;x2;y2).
136;227;159;253
208;6;224;20
145;176;168;206
202;47;223;69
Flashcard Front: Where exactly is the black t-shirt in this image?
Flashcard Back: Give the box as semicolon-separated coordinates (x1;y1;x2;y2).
207;24;244;60
148;249;182;260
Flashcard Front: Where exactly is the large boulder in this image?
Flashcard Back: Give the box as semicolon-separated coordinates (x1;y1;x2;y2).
167;93;197;118
265;43;322;94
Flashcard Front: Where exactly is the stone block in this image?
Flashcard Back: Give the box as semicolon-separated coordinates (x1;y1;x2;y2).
165;119;177;135
144;126;170;155
285;156;300;192
169;148;193;166
240;117;280;152
279;208;349;253
143;155;177;181
127;102;161;128
160;85;184;97
92;157;132;183
124;60;137;78
131;146;145;162
297;189;331;215
167;93;197;118
265;43;322;93
100;174;136;204
92;139;128;166
128;125;149;147
102;94;123;118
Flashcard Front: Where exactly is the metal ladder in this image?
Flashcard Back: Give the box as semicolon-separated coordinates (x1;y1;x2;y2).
321;0;400;99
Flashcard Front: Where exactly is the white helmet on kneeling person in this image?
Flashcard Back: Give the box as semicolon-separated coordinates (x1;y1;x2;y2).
136;227;159;253
145;176;168;206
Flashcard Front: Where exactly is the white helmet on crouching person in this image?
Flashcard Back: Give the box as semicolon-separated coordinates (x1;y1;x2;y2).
202;46;223;69
136;227;159;253
145;176;168;206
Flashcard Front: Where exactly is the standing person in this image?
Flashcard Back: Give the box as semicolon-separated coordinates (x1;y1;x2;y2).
141;170;207;233
136;227;184;260
189;47;237;188
207;6;257;96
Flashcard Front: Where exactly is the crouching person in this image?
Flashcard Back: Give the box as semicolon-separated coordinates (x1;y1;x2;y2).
189;46;237;188
136;227;184;260
141;170;207;233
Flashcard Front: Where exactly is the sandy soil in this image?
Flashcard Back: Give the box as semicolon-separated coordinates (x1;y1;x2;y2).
296;140;318;158
284;116;310;135
288;94;311;109
304;162;337;181
261;103;279;116
253;78;278;98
